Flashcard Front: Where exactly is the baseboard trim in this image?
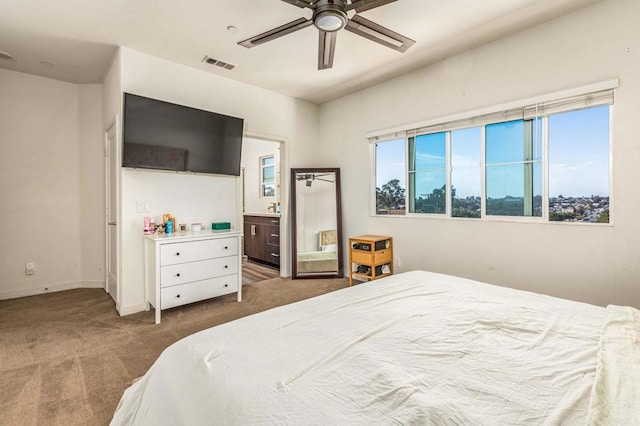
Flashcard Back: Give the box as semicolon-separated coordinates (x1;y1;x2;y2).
0;280;106;301
118;303;148;316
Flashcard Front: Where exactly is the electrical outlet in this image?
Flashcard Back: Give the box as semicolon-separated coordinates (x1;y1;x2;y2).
25;262;35;275
395;257;401;268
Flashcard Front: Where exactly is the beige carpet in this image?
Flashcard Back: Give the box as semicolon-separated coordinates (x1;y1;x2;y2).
0;277;349;425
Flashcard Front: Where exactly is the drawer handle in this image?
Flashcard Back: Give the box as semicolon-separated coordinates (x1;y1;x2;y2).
224;284;228;288
271;253;280;257
176;294;181;298
176;273;181;277
224;246;228;250
176;252;180;256
270;220;278;223
224;265;228;269
270;234;279;237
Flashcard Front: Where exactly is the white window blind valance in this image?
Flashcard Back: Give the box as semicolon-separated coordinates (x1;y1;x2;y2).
522;89;614;120
368;81;617;142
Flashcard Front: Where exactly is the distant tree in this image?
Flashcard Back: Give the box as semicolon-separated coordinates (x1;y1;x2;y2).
597;210;610;223
452;195;481;218
550;212;576;222
376;179;405;213
414;184;448;214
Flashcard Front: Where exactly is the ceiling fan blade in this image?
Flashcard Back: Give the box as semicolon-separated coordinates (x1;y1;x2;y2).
346;0;397;13
318;30;338;70
344;15;415;52
238;18;313;48
281;0;314;8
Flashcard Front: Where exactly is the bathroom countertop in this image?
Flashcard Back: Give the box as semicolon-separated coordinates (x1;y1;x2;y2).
243;212;280;218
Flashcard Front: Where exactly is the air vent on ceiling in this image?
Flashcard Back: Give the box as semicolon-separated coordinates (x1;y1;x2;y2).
202;56;236;70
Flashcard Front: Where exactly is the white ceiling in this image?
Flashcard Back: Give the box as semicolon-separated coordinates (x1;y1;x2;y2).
0;0;600;104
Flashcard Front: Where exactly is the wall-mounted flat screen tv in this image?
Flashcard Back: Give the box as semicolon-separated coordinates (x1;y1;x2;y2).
122;93;244;176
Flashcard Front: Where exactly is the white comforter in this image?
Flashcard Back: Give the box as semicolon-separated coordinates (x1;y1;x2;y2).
112;271;629;425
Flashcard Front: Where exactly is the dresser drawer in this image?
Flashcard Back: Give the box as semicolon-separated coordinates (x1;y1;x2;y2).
373;249;392;265
160;257;238;288
351;250;372;265
161;275;239;310
245;215;280;226
268;224;280;246
267;245;280;266
161;237;238;265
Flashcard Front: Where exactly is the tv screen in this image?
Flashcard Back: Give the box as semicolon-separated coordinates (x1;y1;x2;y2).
122;93;244;176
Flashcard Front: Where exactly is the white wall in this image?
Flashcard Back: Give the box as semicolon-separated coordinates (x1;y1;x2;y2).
0;69;104;299
78;84;105;284
114;48;320;314
318;0;640;308
241;138;280;214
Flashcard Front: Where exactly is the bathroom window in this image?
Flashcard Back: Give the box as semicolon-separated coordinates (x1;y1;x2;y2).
261;155;276;197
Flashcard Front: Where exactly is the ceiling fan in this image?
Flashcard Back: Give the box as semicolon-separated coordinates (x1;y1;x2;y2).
297;173;335;186
238;0;415;70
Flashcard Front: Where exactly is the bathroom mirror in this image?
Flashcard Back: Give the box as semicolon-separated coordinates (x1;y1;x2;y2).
291;168;343;279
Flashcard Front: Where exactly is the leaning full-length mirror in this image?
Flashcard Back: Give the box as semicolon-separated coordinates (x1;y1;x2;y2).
291;168;343;279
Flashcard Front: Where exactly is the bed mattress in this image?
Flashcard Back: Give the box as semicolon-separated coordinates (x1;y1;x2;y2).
111;270;639;425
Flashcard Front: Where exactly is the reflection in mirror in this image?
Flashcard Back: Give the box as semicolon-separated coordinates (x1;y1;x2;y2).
291;168;343;279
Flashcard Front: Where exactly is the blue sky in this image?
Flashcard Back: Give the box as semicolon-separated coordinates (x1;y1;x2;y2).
548;105;609;197
376;105;609;199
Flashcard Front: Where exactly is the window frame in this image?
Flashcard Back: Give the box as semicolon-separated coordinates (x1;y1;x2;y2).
369;82;616;226
407;132;449;217
260;155;276;198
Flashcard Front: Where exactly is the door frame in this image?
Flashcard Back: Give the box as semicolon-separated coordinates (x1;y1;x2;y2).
104;116;122;312
238;133;288;277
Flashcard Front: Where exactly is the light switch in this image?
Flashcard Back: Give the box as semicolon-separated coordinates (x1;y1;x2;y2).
137;200;151;212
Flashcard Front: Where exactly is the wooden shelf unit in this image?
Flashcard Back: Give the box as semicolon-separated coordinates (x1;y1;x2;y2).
348;235;393;286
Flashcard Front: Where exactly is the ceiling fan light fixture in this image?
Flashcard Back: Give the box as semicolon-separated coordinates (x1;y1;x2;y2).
239;0;414;70
314;10;347;32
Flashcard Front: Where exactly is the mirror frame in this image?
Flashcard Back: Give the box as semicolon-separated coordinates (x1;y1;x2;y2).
291;167;343;279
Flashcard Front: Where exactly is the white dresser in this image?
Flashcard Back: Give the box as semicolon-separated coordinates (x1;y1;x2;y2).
144;230;242;324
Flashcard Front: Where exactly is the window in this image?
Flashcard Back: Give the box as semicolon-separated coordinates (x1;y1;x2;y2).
485;119;542;217
548;105;610;223
371;86;613;224
451;127;481;218
260;155;275;197
409;133;447;214
375;138;406;215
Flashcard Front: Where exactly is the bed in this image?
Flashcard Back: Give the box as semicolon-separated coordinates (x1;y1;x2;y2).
296;229;338;274
111;270;639;425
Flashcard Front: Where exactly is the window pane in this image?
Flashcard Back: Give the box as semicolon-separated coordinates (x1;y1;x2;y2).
375;139;406;215
451;127;481;218
410;170;447;214
262;166;274;182
486;119;542;217
261;156;274;166
548;105;610;223
412;133;446;171
486;164;525;216
486;120;525;164
409;133;446;214
262;184;275;197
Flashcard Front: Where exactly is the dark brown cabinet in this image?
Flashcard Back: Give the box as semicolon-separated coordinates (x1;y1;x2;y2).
244;215;280;267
